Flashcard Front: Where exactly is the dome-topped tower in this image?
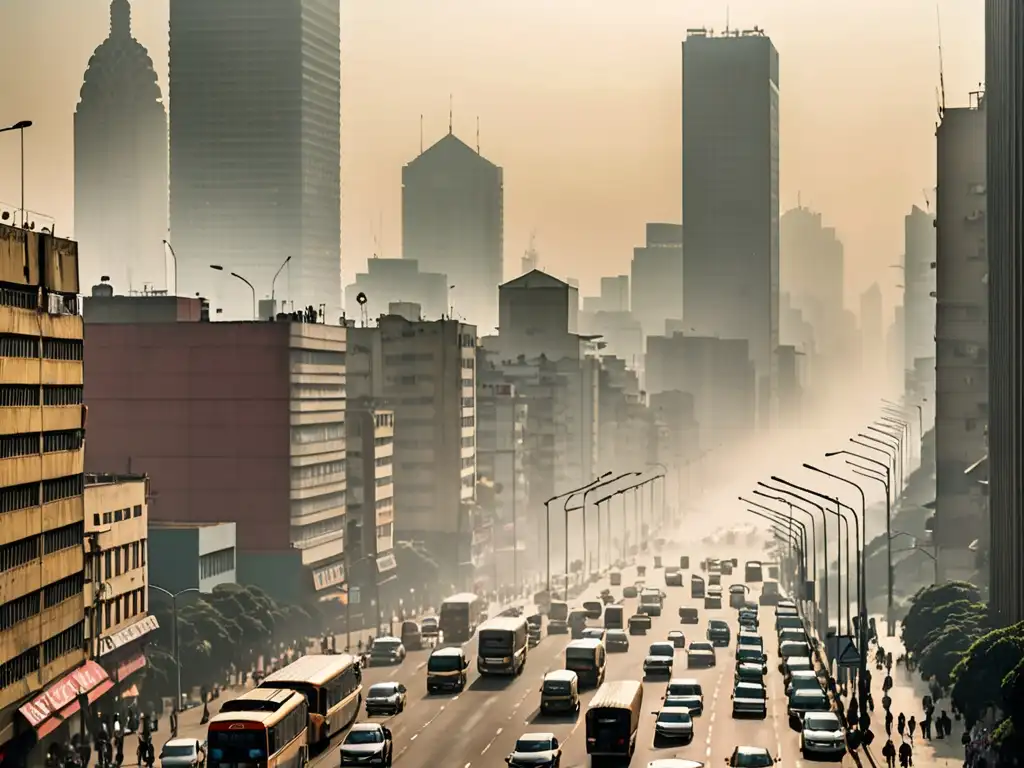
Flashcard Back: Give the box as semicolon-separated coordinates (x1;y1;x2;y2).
74;0;168;294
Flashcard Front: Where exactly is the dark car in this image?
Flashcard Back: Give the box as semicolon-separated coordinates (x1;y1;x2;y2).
686;641;716;669
679;607;699;625
364;682;407;716
668;631;687;649
707;620;731;647
606;629;630;652
339;724;392;766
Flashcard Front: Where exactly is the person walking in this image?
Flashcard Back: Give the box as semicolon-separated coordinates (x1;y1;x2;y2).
885;710;894;736
908;715;916;741
897;712;906;739
898;739;913;767
920;710;932;739
881;738;897;768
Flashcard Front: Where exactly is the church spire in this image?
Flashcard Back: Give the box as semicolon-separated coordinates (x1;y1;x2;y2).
110;0;131;37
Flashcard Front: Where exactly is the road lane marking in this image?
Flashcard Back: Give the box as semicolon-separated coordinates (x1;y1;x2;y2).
706;746;712;757
410;734;418;741
416;662;426;670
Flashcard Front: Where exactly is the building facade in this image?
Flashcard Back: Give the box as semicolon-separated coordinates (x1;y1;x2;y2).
499;270;579;341
169;0;341;320
682;29;779;408
780;206;845;354
0;226;92;762
934;96;989;583
402;131;503;331
82;292;346;603
345;259;449;322
904;205;938;373
630;223;683;340
74;0;168;294
148;522;237;594
986;0;1024;624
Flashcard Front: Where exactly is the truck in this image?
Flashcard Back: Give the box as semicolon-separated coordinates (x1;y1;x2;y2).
585;680;644;760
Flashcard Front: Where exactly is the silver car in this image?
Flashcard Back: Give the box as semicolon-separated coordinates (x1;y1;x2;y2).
159;739;205;768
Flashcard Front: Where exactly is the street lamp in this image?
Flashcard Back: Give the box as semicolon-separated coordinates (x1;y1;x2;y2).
271;255;292;304
149;585;200;712
741;506;807;591
869;422;906;479
545;472;613;595
744;509;803;579
161;240;179;297
743;494;815;587
646;462;668;528
861;429;903;496
594;486;634;571
0;119;32;226
210;265;256;318
572;472;640;586
891;531;938;583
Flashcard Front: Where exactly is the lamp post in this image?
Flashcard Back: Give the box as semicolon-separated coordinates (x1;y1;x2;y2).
646;462;668;529
744;509;802;579
891;531;938;583
869;422;907;480
747;493;819;623
595;486;633;571
569;472;639;587
271;255;292;305
161;239;179;296
0;120;32;226
149;585;200;712
862;428;903;497
741;506;806;590
210;265;256;318
545;472;613;595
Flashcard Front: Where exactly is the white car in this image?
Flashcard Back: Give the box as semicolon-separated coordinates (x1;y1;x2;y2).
800;712;847;757
159;739;205;768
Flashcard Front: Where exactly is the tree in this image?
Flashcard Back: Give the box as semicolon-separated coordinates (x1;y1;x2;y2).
950;621;1024;727
901;581;982;656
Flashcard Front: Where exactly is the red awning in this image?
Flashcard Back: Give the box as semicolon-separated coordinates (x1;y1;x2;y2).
19;661;114;739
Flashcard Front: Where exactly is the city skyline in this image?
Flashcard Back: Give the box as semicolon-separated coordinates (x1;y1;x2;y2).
0;0;984;309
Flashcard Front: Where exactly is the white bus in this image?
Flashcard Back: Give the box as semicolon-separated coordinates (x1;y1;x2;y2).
439;592;486;644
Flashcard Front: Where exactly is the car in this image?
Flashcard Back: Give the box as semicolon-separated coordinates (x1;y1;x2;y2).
778;627;808;650
644;642;675;676
663;678;704;716
731;682;768;719
664;568;683;587
582;627;607;642
339;723;393;767
726;746;778;767
777;640;811;670
364;682;407;715
369;636;406;665
787;689;832;729
734;662;765;685
653;707;694;744
506;732;561;767
623;585;639;598
629;613;652;635
668;630;687;648
800;712;847;758
159;739;205;768
707;619;731;646
679;607;699;624
419;616;439;638
605;629;630;652
645;761;706;768
782;656;814;683
687;641;716;668
735;646;767;675
786;669;824;697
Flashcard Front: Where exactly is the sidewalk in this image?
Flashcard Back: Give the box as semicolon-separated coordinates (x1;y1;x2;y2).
862;620;965;768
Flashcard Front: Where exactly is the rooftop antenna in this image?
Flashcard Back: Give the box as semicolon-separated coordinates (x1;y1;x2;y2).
475;116;480;153
419;114;424;154
448;94;453;135
370;217;379;258
725;5;730;34
936;4;946;117
797;190;802;209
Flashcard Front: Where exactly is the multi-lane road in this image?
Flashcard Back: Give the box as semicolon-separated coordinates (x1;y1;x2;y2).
311;545;857;767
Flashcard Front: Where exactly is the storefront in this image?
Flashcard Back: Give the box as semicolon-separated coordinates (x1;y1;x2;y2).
96;615;159;710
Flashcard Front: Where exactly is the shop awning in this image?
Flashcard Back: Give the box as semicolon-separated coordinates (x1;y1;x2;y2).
19;661;113;739
122;685;140;699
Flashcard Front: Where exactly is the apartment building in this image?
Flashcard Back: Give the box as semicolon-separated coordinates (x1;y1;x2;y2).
0;225;92;760
148;522;237;594
83;290;347;603
347;314;476;587
84;474;154;700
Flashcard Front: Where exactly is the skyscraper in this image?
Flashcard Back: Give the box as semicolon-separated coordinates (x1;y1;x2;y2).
986;0;1024;625
859;282;884;372
630;223;683;339
75;0;167;294
681;28;780;416
402;129;504;332
169;0;341;320
903;205;937;373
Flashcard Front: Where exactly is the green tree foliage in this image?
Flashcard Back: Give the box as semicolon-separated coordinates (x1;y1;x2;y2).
950;621;1024;727
901;581;982;656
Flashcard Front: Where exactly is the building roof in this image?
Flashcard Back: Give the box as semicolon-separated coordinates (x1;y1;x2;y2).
501;270;570;290
77;0;164;111
407;131;499;170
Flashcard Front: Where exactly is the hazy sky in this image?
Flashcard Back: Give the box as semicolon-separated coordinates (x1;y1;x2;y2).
0;0;983;311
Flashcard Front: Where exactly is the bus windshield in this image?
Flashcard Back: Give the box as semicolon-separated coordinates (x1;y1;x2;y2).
566;648;595;669
209;729;268;764
428;654;462;672
745;562;763;581
479;630;513;653
549;603;569;622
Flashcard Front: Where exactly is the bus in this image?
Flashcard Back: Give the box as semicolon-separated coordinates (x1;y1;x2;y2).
744;560;764;583
477;616;529;675
208;689;309;768
439;592;486;643
258;654;361;748
585;680;644;760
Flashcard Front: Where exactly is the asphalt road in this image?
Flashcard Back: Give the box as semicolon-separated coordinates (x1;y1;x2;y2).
311;545;859;768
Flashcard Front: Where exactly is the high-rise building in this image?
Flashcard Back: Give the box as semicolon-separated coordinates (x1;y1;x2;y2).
630;223;683;339
75;0;168;293
859;283;884;372
681;28;779;405
986;0;1024;624
345;259;450;322
934;95;988;584
499;270;579;348
781;206;845;353
0;227;89;757
169;0;341;320
903;205;937;373
402;130;503;331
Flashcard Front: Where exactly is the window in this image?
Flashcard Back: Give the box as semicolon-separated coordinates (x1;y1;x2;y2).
43;385;83;406
43;573;84;609
374;476;392;487
0;333;38;358
292;491;347;518
199;548;235;579
42;474;84;503
461;436;475;448
0;591;40;631
43;429;84;453
141;540;146;566
104;550;113;580
0;385;39;407
291;460;345;482
43;522;83;554
0;535;40;573
0;285;37;310
0;432;39;459
104;601;112;629
461;416;475;428
290;349;344;366
42;620;84;665
42;338;83;361
461;398;474;409
291;383;346;400
0;647;40;691
374;455;392;467
133;505;142;518
291;423;345;444
376;523;393;540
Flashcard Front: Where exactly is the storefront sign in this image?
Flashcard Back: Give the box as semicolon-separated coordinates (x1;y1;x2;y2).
375;552;397;573
116;653;147;682
99;614;160;656
313;562;345;590
19;661;109;727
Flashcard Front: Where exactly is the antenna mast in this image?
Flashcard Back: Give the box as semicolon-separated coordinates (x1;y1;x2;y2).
448;94;453;134
936;4;946;117
476;116;480;153
725;5;730;34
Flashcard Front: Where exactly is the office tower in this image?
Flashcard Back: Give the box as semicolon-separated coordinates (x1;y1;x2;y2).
934;95;988;584
781;206;845;352
681;28;779;408
859;283;884;372
75;0;168;293
345;258;450;321
630;223;683;338
499;270;579;348
0;228;88;754
402;128;503;331
903;205;937;373
986;0;1024;624
169;0;341;320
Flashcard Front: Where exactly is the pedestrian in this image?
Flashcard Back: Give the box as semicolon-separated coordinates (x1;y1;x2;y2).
169;709;178;739
908;715;916;740
939;710;952;737
881;738;897;768
898;739;913;767
920;710;932;739
885;710;894;735
897;712;906;738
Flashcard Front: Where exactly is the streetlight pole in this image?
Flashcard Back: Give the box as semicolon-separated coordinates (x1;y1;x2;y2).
210;265;257;318
545;472;613;596
647;463;668;529
862;429;904;497
149;585;200;712
748;493;819;620
271;255;292;306
572;472;640;582
0;120;32;226
161;240;179;297
742;507;805;590
891;531;938;583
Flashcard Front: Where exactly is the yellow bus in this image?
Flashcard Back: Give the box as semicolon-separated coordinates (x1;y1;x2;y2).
259;654;362;748
208;689;309;768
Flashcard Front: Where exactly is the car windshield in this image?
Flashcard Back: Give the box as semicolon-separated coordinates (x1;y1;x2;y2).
372;640;400;652
668;683;699;696
345;730;383;745
658;711;691;723
161;746;194;758
514;739;552;753
368;684;396;697
734;750;773;767
421;617;438;626
709;621;727;629
543;680;571;694
650;644;673;656
690;643;713;652
795;693;830;709
805;714;841;731
608;631;626;641
736;685;766;699
428;654;462;671
738;649;761;659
